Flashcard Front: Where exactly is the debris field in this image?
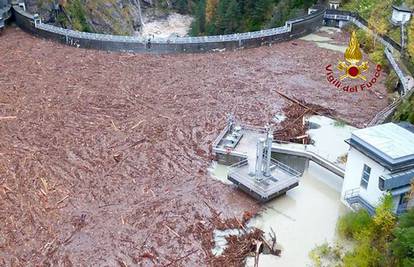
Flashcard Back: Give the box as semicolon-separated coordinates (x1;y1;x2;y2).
0;27;388;266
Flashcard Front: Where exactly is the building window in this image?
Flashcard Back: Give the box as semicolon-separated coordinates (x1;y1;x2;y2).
360;164;371;189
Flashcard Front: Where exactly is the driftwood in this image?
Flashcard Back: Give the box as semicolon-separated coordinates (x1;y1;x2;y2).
254;240;263;267
163;249;198;267
235;218;280;256
275;89;353;126
0;116;17;120
275;90;322;115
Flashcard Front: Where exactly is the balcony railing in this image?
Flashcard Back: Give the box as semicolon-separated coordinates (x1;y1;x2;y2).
396;203;408;215
344;188;376;216
344;189;411;216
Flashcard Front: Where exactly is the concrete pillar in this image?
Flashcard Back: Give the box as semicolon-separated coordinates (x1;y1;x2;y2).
255;138;265;181
227;114;234;131
264;127;273;177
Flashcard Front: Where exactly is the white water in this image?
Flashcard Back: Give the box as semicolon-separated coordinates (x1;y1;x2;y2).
208;161;232;185
138;13;193;38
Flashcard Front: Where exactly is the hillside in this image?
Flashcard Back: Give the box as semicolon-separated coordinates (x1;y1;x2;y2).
341;0;414;123
26;0;197;35
190;0;317;36
26;0;317;36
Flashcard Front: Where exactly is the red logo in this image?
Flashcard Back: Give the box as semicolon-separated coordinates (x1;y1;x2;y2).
325;31;381;93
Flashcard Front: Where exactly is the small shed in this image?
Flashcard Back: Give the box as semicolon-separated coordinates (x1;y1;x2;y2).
391;3;412;25
328;0;341;10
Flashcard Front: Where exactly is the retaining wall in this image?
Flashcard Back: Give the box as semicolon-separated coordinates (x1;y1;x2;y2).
12;5;325;54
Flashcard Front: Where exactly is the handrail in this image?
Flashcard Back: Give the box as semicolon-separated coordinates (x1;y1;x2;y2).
344;188;360;199
271;143;345;177
270;158;301;177
212;124;230;149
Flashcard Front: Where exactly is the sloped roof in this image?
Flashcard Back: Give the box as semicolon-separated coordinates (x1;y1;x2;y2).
349;122;414;170
392;4;413;13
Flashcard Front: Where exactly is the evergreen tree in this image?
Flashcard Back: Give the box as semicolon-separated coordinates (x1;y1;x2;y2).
190;0;206;35
215;0;230;34
251;0;273;30
191;0;317;36
223;0;241;33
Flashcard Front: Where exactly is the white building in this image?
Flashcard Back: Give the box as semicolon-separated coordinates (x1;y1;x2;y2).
341;122;414;215
391;3;412;26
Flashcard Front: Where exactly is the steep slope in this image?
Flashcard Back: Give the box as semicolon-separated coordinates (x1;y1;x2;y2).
26;0;195;35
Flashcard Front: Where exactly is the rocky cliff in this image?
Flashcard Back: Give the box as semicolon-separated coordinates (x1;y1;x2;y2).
26;0;192;35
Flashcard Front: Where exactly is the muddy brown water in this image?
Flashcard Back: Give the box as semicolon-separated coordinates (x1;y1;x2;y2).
0;27;388;266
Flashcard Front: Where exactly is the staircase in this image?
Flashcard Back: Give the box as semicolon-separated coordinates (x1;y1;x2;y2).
344;188;376;215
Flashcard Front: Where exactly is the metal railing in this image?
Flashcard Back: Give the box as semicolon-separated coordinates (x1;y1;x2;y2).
345;189;410;216
36;18;291;44
211;124;231;150
367;98;402;126
229;158;300;178
269;158;301;177
10;3;326;47
344;188;360;199
271;142;345;177
324;9;414;125
344;188;376;215
324;9;402;52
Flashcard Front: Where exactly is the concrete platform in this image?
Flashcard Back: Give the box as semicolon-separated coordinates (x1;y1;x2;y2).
212;124;267;165
228;159;300;202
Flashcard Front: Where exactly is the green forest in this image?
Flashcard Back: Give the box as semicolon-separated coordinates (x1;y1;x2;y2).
189;0;317;36
310;195;414;267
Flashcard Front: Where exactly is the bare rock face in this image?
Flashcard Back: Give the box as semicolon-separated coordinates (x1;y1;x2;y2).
25;0;154;35
26;0;190;35
82;0;144;35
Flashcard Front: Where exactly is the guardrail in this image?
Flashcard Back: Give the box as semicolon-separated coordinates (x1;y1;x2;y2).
11;5;326;53
324;9;402;51
325;9;414;126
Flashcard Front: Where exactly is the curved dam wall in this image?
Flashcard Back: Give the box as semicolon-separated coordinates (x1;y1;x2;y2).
13;5;325;54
